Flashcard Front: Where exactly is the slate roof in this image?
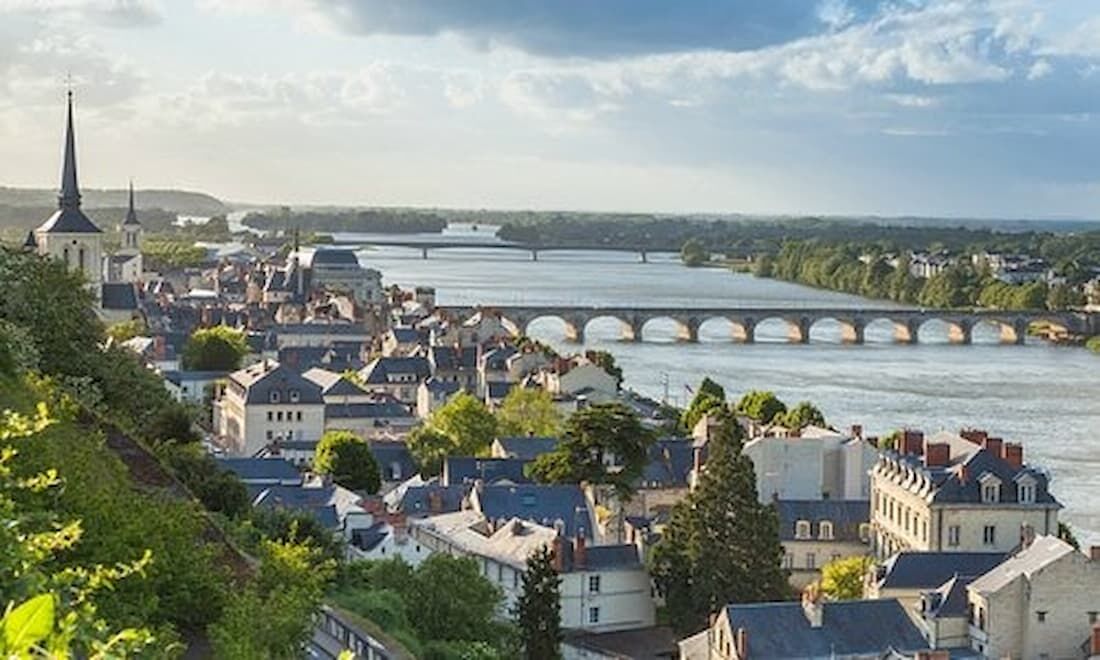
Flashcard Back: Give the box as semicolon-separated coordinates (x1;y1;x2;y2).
310;249;360;267
482;344;518;370
639;438;698;489
369;441;418;482
325;401;412;420
273;323;367;336
555;542;643;572
101;283;139;310
969;535;1075;594
252;484;341;530
38;207;103;234
429;345;478;371
350;522;389;551
303;367;370;397
476;484;592;539
389;327;422;344
161;370;228;385
423;377;461;396
485;381;515;400
398;484;470;516
775;500;871;543
922;574;975;619
443;457;532;487
228;360;325;405
885;446;1060;507
493;436;560;461
875;551;1007;591
215;457;302;484
721;599;929;658
564;627;678;660
278;346;363;372
359;357;432;384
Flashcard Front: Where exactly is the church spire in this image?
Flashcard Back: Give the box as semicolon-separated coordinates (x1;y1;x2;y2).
124;179;140;225
59;90;81;210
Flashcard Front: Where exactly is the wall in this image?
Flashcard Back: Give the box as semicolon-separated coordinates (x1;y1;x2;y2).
744;437;823;502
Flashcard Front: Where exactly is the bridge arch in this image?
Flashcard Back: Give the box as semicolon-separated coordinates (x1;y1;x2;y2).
516;313;586;343
808;316;866;344
631;315;700;343
917;317;973;345
580;314;637;342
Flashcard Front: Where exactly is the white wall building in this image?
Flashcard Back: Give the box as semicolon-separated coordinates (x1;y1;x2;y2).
214;359;326;457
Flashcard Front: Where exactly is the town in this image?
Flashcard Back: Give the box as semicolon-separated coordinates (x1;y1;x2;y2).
3;91;1098;660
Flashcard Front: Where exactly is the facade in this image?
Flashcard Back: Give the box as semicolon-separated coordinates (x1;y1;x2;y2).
302;248;383;305
743;425;877;503
869;551;1006;612
359;357;433;404
214;359;326;457
870;430;1061;559
776;499;871;589
409;511;656;633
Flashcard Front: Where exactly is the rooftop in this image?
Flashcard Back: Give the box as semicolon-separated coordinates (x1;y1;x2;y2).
969;535;1076;594
875;551;1007;591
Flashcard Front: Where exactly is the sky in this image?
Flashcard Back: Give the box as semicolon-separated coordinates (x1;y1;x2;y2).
2;0;1100;218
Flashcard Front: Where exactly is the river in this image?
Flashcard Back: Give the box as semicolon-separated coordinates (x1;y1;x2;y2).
334;226;1099;542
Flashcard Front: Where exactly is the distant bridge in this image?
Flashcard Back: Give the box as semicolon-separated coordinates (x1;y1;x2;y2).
331;237;663;262
437;305;1100;345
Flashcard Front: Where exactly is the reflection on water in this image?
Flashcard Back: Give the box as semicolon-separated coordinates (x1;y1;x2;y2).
360;242;1100;542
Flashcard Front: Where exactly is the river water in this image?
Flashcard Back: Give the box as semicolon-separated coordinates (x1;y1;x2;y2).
340;227;1100;542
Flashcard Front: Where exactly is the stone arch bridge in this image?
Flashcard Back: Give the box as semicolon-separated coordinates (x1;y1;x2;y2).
437;305;1099;345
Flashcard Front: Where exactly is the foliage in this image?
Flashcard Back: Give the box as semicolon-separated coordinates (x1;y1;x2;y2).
410;393;498;476
819;556;872;600
1058;521;1080;550
147;404;201;445
682;378;727;431
734;390;787;424
527;403;652;500
239;508;344;564
0;321;39;376
105;319;146;345
515;546;562;660
584;350;623;388
680;238;709;267
333;556;514;658
158;443;249;518
141;239;208;271
1087;336;1100;355
242;209;447;234
181;326;249;371
210;539;335;660
495;388;563;438
314;430;382;494
779;401;827;430
648;409;788;634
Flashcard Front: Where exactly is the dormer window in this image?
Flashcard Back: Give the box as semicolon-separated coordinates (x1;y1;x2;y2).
819;521;834;540
979;473;1002;504
289;389;300;403
795;520;811;539
269;390;280;403
1017;474;1037;504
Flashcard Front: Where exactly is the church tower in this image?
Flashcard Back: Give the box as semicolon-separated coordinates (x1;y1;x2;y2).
34;91;104;304
112;180;144;282
120;181;142;254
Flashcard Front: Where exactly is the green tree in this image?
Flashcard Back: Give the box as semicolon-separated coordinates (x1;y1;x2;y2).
1058;521;1080;550
1047;284;1085;311
680;238;708;267
735;390;787;424
426;392;498;458
408;555;506;645
780;401;827;430
496;387;563;438
408;426;454;478
515;546;562;660
314;430;382;493
527;403;652;499
819;556;871;600
682;378;727;431
648;409;788;634
181;325;249;371
105;318;146;344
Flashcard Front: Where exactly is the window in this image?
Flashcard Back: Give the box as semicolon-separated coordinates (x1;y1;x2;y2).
795;520;811;539
267;411;273;421
1036;611;1047;623
806;552;816;570
819;521;834;540
265;430;273;441
289;389;301;403
1089;611;1098;624
497;565;504;583
270;390;281;403
296;411;302;422
859;523;871;543
946;525;961;547
588;607;600;624
78;247;86;272
1018;483;1036;504
589;575;601;593
983;525;996;546
981;481;1001;503
783;554;793;569
277;411;283;422
63;247;70;265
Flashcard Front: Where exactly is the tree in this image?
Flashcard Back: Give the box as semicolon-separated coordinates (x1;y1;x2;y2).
1047;284;1085;311
515;546;561;660
780;401;827;430
681;238;708;267
1058;521;1081;550
428;392;498;457
496;387;563;438
648;409;788;634
527;403;652;500
408;426;454;478
181;325;249;371
735;390;787;424
819;556;871;600
682;378;727;431
314;430;382;493
105;318;146;344
408;555;505;645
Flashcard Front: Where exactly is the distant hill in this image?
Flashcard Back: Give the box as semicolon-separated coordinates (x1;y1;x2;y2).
0;187;227;216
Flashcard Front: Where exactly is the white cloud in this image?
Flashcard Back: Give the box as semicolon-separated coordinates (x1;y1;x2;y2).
0;0;161;26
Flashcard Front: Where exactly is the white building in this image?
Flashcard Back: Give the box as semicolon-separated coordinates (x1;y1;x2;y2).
742;425;878;503
214;359;326;457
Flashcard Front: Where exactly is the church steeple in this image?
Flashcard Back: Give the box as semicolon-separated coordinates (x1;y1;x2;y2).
124;179;140;226
59;89;81;211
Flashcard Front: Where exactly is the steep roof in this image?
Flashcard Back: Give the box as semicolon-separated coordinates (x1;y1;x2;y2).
324;401;412;420
38;92;102;235
359;357;432;384
38;208;103;234
101;283;139;310
875;551;1006;591
969;535;1076;594
369;441;418;482
228;360;325;405
722;599;929;658
310;248;361;267
493;436;560;461
216;457;302;485
302;367;370;397
639;438;698;489
476;484;592;539
398;484;470;516
123;180;140;226
443;457;533;487
775;500;870;543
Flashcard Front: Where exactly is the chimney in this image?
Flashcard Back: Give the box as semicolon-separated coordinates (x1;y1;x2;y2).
1090;546;1100;562
550;536;564;572
983;436;1004;459
850;424;863;440
1020;523;1036;549
923;443;950;468
1090;623;1100;657
801;586;824;628
734;627;749;659
902;430;925;456
153;335;166;360
427;490;443;514
574;534;587;571
957;464;970;485
1002;443;1024;470
960;429;988;445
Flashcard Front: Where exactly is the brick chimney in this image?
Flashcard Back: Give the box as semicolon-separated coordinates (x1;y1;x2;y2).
734;627;749;659
960;429;988;445
1091;622;1100;658
153;335;166;360
850;424;863;440
550;536;564;572
1002;443;1024;470
1089;546;1100;562
902;430;925;456
982;436;1004;459
924;443;950;468
574;534;587;571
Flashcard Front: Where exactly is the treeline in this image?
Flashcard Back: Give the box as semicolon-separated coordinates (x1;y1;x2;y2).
761;242;1084;310
243;209;447;234
0;204;178;240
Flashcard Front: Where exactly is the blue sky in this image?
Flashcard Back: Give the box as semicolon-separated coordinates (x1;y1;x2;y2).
2;0;1100;218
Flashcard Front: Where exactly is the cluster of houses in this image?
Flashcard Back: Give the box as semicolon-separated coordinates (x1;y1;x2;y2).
877;249;1097;295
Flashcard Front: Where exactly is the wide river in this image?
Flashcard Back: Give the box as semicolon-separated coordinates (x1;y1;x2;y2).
344;226;1100;542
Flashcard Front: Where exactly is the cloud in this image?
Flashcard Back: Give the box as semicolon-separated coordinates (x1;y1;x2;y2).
0;0;162;27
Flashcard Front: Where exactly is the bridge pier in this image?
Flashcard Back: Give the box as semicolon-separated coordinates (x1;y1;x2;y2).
788;318;811;344
677;319;700;343
732;319;755;344
640;250;648;264
894;320;919;344
621;319;643;343
840;320;865;345
563;320;585;344
531;249;539;262
948;321;972;345
421;246;429;259
1001;320;1028;345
